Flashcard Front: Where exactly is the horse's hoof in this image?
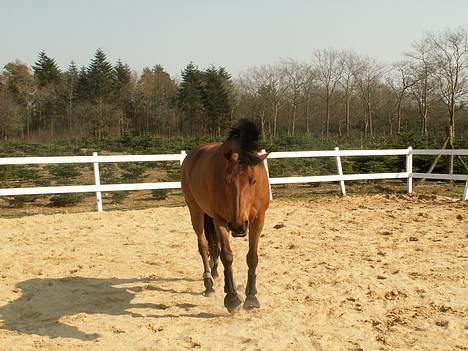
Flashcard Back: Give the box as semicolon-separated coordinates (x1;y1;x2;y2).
203;287;215;296
224;293;243;313
211;268;219;279
203;275;214;296
243;295;260;309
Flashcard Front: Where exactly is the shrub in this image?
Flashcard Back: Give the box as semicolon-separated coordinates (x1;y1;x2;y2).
7;195;41;208
119;163;146;181
100;164;118;183
111;191;129;204
151;189;168;200
49;193;85;207
47;164;81;180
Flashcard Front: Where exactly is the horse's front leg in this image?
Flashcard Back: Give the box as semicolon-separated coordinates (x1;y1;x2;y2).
244;212;265;309
214;219;243;312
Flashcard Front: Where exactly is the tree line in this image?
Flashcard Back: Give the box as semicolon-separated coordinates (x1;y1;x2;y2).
0;28;467;144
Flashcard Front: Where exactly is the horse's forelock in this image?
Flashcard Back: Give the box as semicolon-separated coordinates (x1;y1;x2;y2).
239;151;263;166
228;119;260;153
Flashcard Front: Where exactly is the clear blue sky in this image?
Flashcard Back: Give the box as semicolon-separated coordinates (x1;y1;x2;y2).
2;0;467;78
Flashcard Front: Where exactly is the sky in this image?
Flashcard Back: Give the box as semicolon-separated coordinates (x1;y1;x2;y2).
2;0;468;79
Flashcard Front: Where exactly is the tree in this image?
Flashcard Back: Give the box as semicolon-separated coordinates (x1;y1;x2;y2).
113;59;132;135
62;61;79;132
385;61;415;135
355;57;383;138
177;63;205;135
0;85;21;142
2;61;36;140
427;28;468;141
406;40;436;137
282;59;308;136
32;51;62;139
238;67;272;139
87;48;115;102
137;65;178;135
200;66;232;136
32;51;61;87
313;48;344;137
339;51;359;136
85;49;118;138
75;66;89;101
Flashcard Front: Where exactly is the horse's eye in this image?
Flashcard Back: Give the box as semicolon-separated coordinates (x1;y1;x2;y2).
251;178;256;186
224;178;228;185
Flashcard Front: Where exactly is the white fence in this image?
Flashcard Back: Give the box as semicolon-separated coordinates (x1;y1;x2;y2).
0;148;466;212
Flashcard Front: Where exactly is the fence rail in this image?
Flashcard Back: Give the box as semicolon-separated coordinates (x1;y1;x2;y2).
0;147;466;211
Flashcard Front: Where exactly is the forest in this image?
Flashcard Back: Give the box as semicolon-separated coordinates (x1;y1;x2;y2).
0;28;467;147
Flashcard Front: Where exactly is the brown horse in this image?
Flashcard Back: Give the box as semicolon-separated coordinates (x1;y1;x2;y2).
181;119;270;312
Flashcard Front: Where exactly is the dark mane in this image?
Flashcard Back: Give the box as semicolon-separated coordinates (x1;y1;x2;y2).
228;119;262;166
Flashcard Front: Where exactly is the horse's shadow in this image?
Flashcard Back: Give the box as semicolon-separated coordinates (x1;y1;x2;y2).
0;276;222;340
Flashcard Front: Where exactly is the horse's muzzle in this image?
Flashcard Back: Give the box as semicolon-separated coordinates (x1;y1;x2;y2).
228;221;248;238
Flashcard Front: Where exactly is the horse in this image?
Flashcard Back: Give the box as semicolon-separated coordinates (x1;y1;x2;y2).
181;119;270;312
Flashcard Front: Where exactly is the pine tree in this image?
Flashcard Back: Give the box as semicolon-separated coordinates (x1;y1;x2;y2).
113;59;131;96
113;59;132;135
87;48;115;102
177;62;204;134
32;51;61;87
31;51;62;138
63;61;79;131
201;66;232;136
75;66;89;101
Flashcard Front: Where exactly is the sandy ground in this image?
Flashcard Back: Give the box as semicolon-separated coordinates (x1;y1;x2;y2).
0;195;466;351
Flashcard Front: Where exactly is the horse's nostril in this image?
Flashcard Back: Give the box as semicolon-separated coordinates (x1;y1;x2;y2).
227;222;232;229
244;220;249;228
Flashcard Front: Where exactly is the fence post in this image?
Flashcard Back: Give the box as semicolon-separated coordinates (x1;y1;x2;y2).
261;149;273;201
334;147;346;196
93;152;103;212
463;181;468;201
180;150;186;165
406;146;413;194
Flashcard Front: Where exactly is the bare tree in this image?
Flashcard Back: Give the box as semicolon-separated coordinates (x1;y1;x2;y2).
237;67;272;138
406;40;436;137
339;51;359;136
300;65;316;135
282;58;309;136
355;57;383;138
385;60;416;135
313;49;344;137
428;28;468;141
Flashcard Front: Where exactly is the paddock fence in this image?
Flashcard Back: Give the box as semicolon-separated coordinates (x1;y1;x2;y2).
0;148;466;212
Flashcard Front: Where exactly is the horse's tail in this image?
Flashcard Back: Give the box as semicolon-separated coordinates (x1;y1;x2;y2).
204;214;219;271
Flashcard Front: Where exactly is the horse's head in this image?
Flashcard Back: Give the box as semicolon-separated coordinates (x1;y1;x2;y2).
223;150;268;237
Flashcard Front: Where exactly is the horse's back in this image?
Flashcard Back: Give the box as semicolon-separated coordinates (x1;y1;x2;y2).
181;142;222;212
181;142;221;179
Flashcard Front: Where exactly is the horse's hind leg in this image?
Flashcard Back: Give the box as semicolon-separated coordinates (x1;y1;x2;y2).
204;214;220;279
187;204;215;296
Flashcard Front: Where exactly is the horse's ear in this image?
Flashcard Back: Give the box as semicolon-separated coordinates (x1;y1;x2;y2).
257;152;270;161
224;151;239;162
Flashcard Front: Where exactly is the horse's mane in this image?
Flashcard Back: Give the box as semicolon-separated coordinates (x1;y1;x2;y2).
227;119;263;166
